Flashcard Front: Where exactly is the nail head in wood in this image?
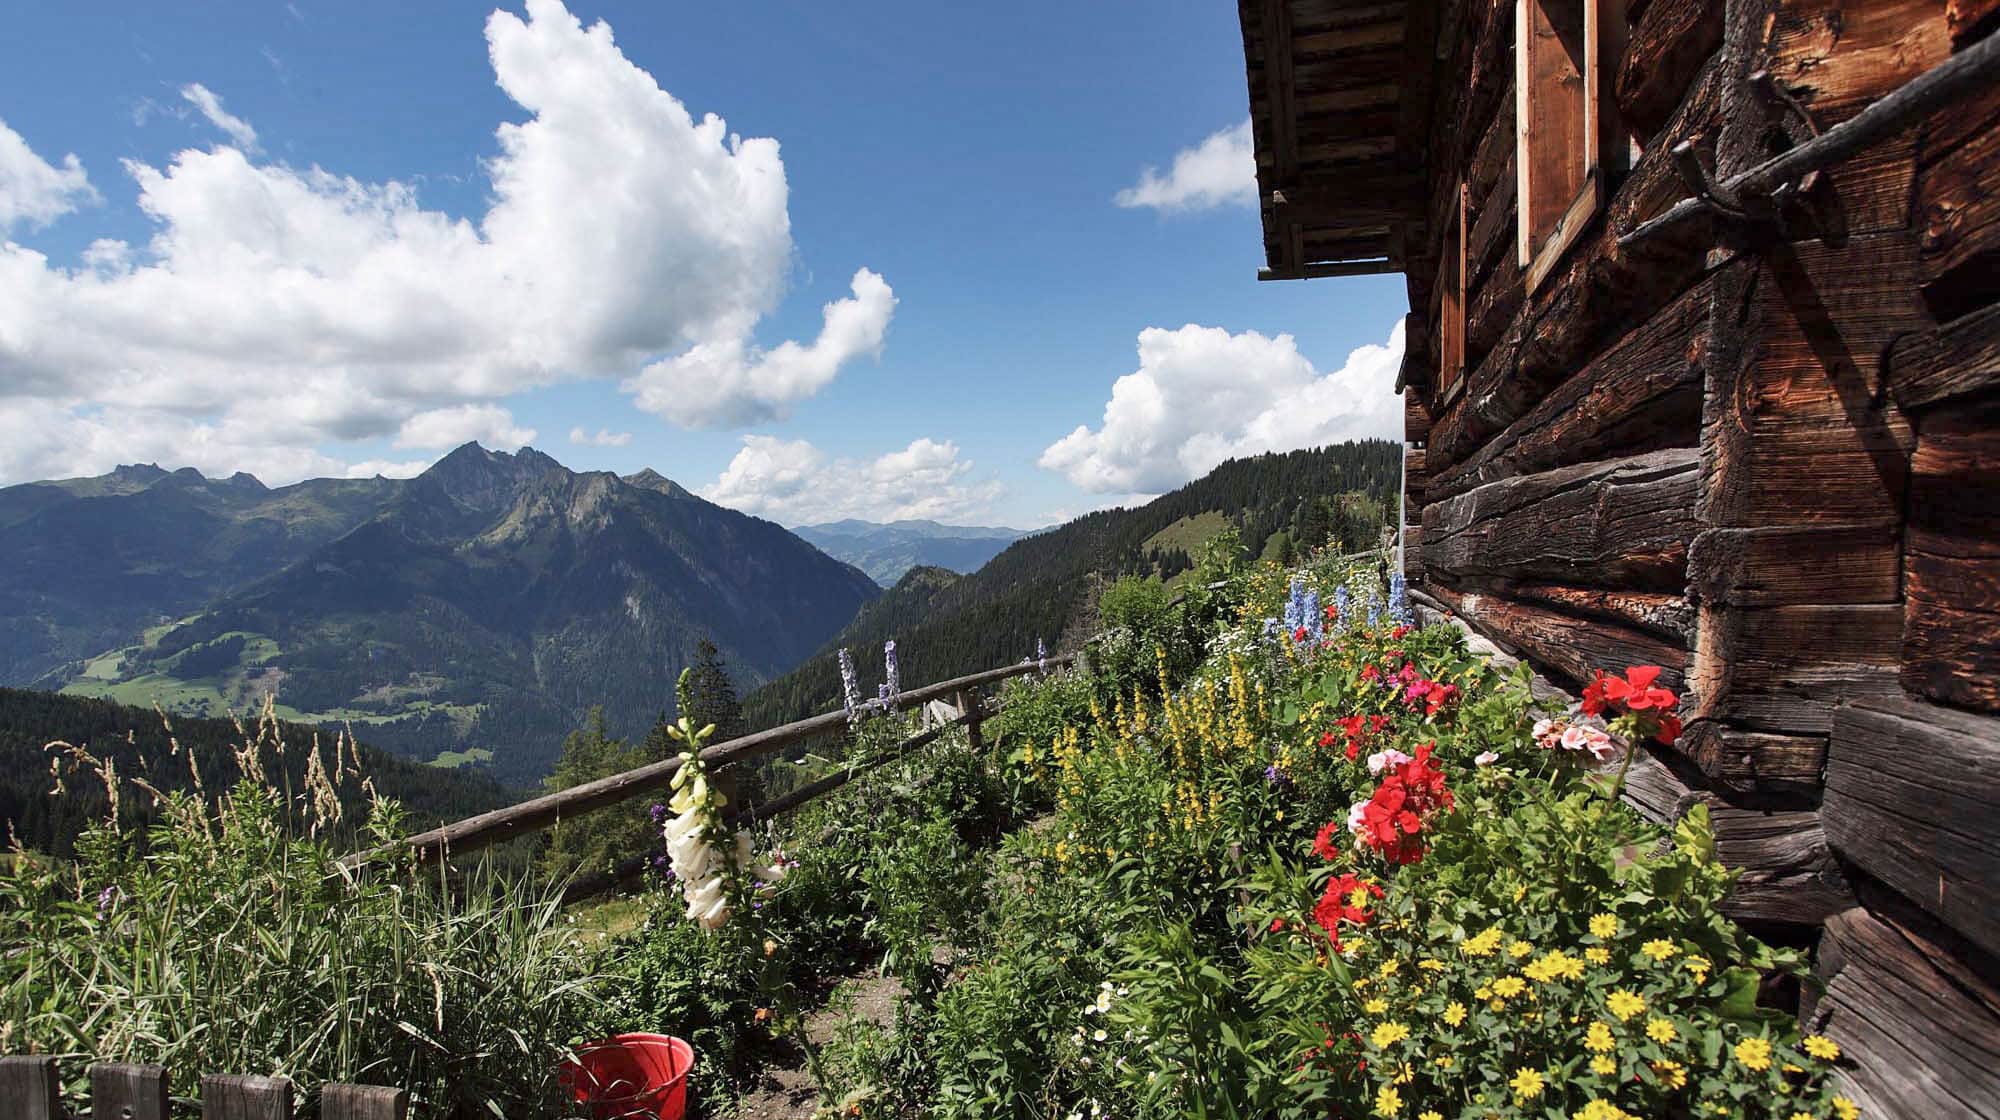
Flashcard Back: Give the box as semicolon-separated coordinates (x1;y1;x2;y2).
89;1062;171;1120
201;1074;294;1120
322;1083;410;1120
0;1056;62;1120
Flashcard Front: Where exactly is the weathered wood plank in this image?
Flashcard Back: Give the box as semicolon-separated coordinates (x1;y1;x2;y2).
1431;273;1710;501
1918;78;2000;318
1888;300;2000;413
1678;722;1828;795
0;1057;60;1120
1826;698;2000;958
1422;447;1699;590
1424;582;1689;692
1497;581;1693;642
1686;521;1903;607
322;1083;411;1120
1903;397;2000;712
1812;905;2000;1120
91;1063;171;1120
1689;603;1904;732
203;1075;293;1120
1615;0;1723;140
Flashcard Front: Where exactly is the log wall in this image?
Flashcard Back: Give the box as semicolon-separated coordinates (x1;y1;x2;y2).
1395;0;2000;1112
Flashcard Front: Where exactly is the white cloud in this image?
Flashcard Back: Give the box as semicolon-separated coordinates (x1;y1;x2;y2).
394;403;535;450
0;118;97;232
0;0;886;485
179;83;260;152
1040;318;1405;494
342;457;434;479
627;268;895;427
701;435;1001;525
1114;119;1256;213
569;426;632;447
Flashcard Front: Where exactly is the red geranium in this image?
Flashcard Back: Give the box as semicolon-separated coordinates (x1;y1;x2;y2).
1585;665;1683;745
1352;743;1454;865
1312;872;1384;948
1312;820;1344;862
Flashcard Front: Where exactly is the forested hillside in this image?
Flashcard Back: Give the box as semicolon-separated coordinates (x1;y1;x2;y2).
0;687;512;857
743;440;1401;727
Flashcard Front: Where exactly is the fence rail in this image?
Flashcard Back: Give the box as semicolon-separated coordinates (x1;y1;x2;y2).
0;1057;405;1120
350;653;1073;871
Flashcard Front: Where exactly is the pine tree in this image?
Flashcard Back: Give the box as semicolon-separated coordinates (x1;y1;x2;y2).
676;639;746;744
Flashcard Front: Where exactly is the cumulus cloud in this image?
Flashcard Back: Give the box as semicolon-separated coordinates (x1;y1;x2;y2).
179;83;260;152
569;426;633;447
0;118;97;231
1114;119;1256;213
0;0;886;485
394;403;535;450
701;435;1001;526
1040;319;1405;494
627;268;895;427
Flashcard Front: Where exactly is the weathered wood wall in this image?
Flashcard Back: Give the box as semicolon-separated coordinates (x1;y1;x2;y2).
1398;0;2000;1113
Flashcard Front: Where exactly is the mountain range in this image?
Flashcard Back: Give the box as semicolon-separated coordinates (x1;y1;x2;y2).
792;519;1030;584
4;445;878;782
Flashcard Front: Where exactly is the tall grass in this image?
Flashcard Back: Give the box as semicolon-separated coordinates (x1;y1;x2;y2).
1;708;608;1117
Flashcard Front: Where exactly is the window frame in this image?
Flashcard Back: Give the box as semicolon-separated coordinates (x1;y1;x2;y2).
1514;0;1628;296
1435;181;1469;407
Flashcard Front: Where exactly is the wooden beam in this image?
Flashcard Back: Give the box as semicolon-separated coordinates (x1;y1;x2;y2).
91;1064;170;1120
202;1075;293;1120
1258;258;1400;280
1887;300;2000;414
368;655;1071;865
1259;0;1302;275
1269;179;1423;224
0;1057;60;1120
322;1085;410;1120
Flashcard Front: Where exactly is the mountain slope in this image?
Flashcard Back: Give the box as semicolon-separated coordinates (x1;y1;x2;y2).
793;519;1029;585
0;467;402;684
54;444;879;782
743;440;1402;727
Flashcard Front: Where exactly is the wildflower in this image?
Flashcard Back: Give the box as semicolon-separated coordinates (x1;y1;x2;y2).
1831;1096;1859;1120
1417;958;1445;972
1365;998;1389;1015
1333;585;1351;631
1313;872;1383;947
1735;1036;1773;1071
1590;1056;1617;1076
1093;1028;1108;1042
1433;1055;1455;1071
1474;750;1499;766
1585;947;1611;965
1577;1102;1637;1120
1589;913;1619;938
837;648;862;722
1367;748;1412;775
95;885;117;921
884;639;901;698
1419;1112;1442;1120
1462;926;1503;957
1442;1001;1467;1027
1374;1085;1401;1117
1387;572;1412;625
1803;1034;1841;1061
1685;955;1712;982
1641;938;1679;962
1584;1021;1615;1053
1371;1022;1410;1048
1492;976;1526;999
1650;1059;1688;1090
1036;636;1048;672
1606;990;1646;1021
1507;939;1534;959
1646;1018;1678;1045
1509;1067;1545;1103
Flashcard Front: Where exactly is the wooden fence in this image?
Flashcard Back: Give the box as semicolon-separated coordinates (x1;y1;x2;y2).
0;1058;404;1120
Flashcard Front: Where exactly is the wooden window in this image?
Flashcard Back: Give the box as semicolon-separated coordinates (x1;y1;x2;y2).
1515;0;1627;295
1435;182;1469;405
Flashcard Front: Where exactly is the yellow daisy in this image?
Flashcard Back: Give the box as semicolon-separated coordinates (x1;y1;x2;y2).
1803;1034;1841;1061
1831;1096;1859;1120
1508;939;1535;959
1584;1021;1615;1053
1736;1037;1774;1072
1646;1017;1678;1045
1606;989;1646;1021
1589;913;1619;939
1442;1001;1467;1028
1365;997;1389;1015
1509;1067;1545;1102
1585;946;1611;965
1651;1059;1688;1090
1591;1055;1617;1076
1641;938;1679;962
1493;976;1526;998
1374;1085;1401;1117
1371;1022;1410;1048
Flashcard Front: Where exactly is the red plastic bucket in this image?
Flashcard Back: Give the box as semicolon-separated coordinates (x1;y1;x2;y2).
559;1033;694;1120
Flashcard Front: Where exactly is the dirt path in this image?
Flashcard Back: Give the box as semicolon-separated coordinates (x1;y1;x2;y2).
729;970;904;1119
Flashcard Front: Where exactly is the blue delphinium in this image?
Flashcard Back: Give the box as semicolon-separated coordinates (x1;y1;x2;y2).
838;647;862;723
1036;637;1048;673
884;639;901;699
1388;573;1413;626
1333;585;1351;633
1283;577;1305;633
1367;600;1382;629
1301;588;1322;643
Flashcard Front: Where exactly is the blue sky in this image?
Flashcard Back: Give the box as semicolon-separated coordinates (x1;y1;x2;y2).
0;0;1408;527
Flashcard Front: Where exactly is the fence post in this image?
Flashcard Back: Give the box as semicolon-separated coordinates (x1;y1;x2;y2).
953;689;985;754
322;1083;410;1120
202;1074;293;1120
0;1056;61;1120
90;1063;170;1120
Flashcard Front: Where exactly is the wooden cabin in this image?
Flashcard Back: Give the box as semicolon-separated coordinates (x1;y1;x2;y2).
1237;0;2000;1113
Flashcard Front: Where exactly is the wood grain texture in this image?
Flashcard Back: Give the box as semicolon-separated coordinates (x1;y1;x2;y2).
1903;397;2000;711
1689;603;1903;729
1678;721;1828;795
321;1083;410;1120
1888;299;2000;413
91;1063;170;1120
1918;80;2000;320
1812;905;2000;1120
1615;0;1723;140
1826;697;2000;958
0;1057;60;1120
1686;521;1903;607
1424;582;1690;692
1422;447;1698;590
202;1075;293;1120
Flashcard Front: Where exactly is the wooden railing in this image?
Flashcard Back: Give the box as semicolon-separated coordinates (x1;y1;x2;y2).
348;653;1074;883
0;1058;404;1120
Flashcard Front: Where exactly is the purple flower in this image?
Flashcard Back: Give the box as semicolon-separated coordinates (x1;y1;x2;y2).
648;803;668;824
884;639;901;699
837;648;862;723
1263;764;1292;789
1036;637;1048;673
1333;586;1351;632
96;884;118;920
878;683;891;707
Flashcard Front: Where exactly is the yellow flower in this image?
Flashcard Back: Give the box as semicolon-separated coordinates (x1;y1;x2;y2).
1379;958;1401;977
1585;947;1611;965
1641;938;1679;962
1395;1063;1414;1085
1508;939;1535;959
1509;1067;1545;1102
1374;1085;1401;1117
1591;1055;1617;1076
1418;958;1445;972
1685;955;1712;982
1607;989;1646;1021
1577;1102;1637;1120
1589;913;1619;939
1803;1034;1841;1061
1474;985;1492;1001
1584;1021;1615;1053
1462;926;1503;957
1651;1059;1688;1090
1493;976;1526;999
1791;1113;1816;1120
1419;1112;1443;1120
1371;1022;1410;1048
1646;1017;1678;1045
1736;1037;1774;1072
1442;1001;1467;1027
1433;1055;1455;1070
1365;997;1389;1015
1832;1095;1859;1120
